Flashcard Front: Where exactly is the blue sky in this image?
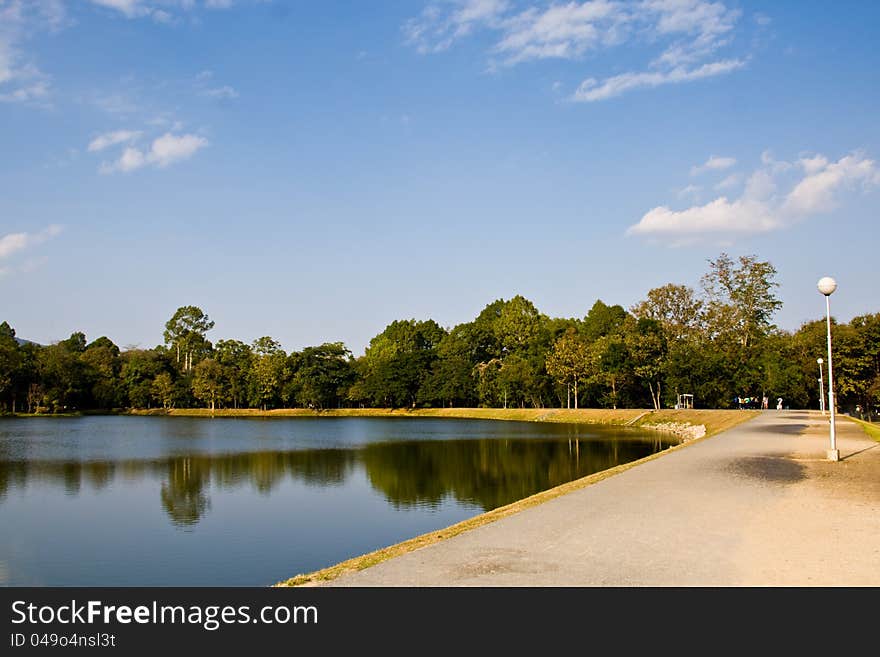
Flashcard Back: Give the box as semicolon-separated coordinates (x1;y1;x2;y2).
2;0;878;355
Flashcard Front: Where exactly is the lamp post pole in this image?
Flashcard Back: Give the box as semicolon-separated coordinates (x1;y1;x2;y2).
817;277;838;461
817;358;825;415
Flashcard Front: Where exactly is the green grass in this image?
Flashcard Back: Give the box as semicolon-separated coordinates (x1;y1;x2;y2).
845;415;880;441
129;405;754;434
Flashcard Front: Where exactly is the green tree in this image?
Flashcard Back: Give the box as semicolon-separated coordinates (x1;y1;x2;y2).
37;334;90;412
152;372;176;409
418;323;483;407
582;300;628;342
215;339;253;409
631;284;703;342
288;342;355;410
192;358;225;411
81;336;122;409
121;349;173;409
494;296;543;355
0;322;22;412
359;319;447;408
701;253;782;351
626;318;668;410
249;337;286;410
163;306;215;372
546;328;591;409
588;334;629;409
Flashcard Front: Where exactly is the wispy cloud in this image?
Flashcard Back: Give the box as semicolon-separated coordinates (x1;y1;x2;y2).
99;132;208;173
574;58;744;102
690;154;737;175
87;129;142;152
203;85;238;100
492;0;623;66
404;0;510;54
0;0;62;105
627;150;880;244
406;1;747;101
676;184;701;199
714;173;741;190
194;69;239;100
88;0;239;22
0;224;63;260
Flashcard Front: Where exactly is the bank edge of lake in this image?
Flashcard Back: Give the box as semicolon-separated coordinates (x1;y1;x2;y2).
256;407;757;587
127;407;753;440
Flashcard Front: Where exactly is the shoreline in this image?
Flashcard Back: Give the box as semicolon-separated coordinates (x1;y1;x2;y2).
266;407;758;586
124;406;753;440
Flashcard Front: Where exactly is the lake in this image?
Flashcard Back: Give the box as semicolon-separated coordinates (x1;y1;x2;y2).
0;415;673;586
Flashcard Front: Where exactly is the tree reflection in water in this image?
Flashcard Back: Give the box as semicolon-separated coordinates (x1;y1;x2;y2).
0;434;671;527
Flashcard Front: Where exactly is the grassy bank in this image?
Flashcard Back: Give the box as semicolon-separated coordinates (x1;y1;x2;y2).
266;406;756;587
129;406;752;438
845;415;880;441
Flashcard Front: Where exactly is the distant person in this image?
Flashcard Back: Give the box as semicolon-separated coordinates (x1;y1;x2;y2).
777;397;783;411
762;396;769;410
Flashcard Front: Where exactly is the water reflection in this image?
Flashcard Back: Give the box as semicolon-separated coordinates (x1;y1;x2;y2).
1;436;669;527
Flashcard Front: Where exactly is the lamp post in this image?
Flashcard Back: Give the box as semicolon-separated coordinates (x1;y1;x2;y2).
817;277;838;461
817;358;825;415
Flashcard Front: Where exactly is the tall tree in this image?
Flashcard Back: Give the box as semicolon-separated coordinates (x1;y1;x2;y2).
701;253;782;350
631;284;703;342
582;300;628;342
626;318;668;410
163;306;214;371
288;342;355;410
0;322;22;412
215;339;253;409
546;328;591;409
192;358;225;411
249;337;286;410
81;336;122;409
359;319;447;408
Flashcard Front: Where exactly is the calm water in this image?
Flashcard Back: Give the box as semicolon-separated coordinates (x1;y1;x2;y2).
0;416;672;586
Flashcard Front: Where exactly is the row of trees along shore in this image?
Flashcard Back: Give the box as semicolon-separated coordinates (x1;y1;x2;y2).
1;254;878;417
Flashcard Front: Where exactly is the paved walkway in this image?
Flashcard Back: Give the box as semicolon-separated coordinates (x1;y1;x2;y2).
322;411;880;586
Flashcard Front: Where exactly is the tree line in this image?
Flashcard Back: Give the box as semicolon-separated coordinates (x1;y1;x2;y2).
1;253;878;416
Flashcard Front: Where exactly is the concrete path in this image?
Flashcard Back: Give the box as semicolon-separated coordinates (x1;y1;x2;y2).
321;411;880;586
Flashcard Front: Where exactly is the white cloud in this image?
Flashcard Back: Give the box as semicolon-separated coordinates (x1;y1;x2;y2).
492;0;624;66
628;150;880;242
150;132;207;166
195;70;239;100
87;129;141;152
99;132;208;173
404;0;510;54
783;153;880;216
714;173;741;190
0;79;49;103
406;1;746;101
798;154;829;175
690;154;737;175
204;84;238;100
627;197;780;239
89;0;237;22
0;224;63;259
573;59;744;102
677;184;701;198
89;0;144;18
743;169;775;200
101;146;146;173
0;1;60;104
